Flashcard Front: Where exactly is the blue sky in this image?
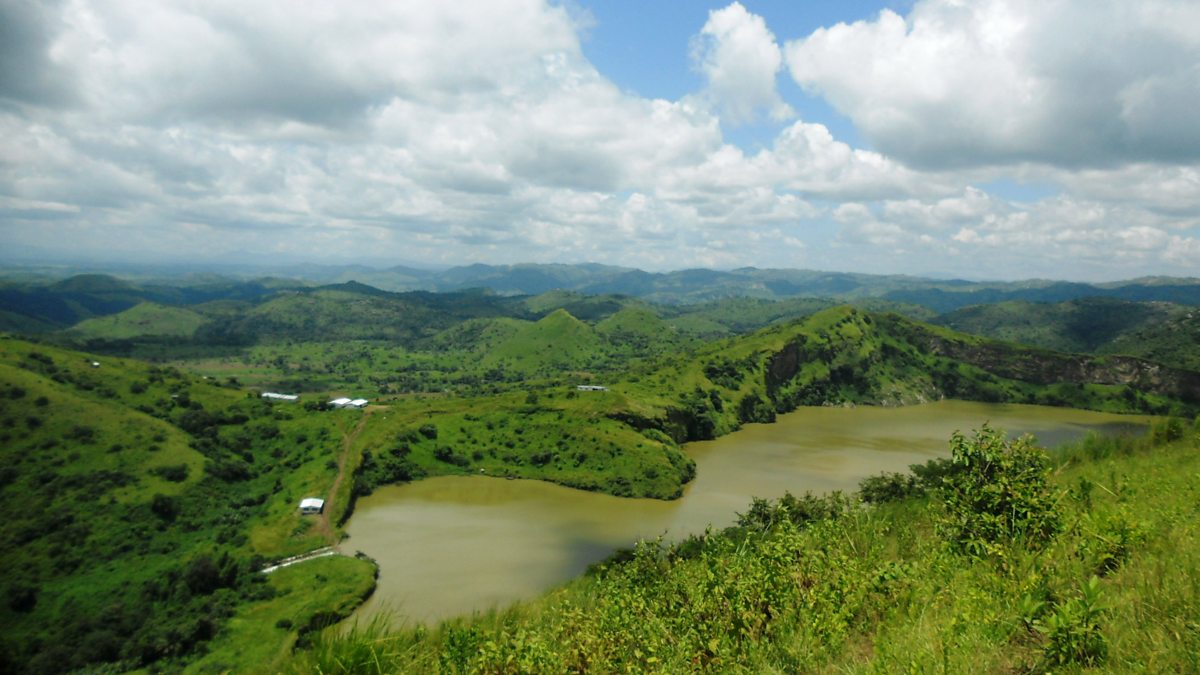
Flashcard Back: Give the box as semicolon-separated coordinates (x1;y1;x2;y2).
579;0;907;149
1;0;1198;280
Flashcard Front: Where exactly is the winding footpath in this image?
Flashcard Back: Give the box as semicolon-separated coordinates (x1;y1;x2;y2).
263;408;374;573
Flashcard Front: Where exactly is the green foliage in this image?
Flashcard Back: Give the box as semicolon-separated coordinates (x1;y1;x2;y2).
0;337;369;673
859;457;963;505
66;302;211;340
1035;576;1109;667
936;425;1060;558
288;422;1200;674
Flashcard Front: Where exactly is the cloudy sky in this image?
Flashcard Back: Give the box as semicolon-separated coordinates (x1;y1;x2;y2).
2;0;1198;280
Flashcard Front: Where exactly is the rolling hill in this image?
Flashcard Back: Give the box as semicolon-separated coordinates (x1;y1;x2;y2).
934;298;1200;371
66;302;211;340
0;337;374;673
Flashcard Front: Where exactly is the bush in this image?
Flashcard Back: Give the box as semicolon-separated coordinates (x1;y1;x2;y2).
936;425;1060;558
1036;576;1108;667
150;494;180;522
858;472;919;504
150;464;189;483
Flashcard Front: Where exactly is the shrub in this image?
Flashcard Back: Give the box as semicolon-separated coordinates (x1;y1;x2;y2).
150;464;189;483
935;425;1060;558
150;494;180;522
858;472;919;504
1036;576;1108;667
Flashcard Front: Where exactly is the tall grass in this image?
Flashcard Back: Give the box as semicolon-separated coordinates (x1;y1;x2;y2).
287;419;1200;673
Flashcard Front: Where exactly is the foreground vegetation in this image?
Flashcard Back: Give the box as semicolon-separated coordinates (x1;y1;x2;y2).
293;419;1200;672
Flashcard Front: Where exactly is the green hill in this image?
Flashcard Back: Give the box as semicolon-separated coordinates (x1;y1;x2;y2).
66;302;211;339
481;309;609;374
934;298;1178;352
0;337;374;674
424;316;529;353
934;298;1200;371
351;306;1199;505
1100;308;1200;371
595;305;684;356
607;307;1199;448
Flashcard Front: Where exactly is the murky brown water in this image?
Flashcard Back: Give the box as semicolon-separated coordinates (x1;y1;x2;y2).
345;401;1146;624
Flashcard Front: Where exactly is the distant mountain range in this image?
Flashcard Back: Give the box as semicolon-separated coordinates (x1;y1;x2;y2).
5;261;1200;311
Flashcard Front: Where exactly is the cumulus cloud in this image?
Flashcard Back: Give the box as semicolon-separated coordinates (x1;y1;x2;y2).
0;0;1198;280
691;2;793;125
784;0;1200;169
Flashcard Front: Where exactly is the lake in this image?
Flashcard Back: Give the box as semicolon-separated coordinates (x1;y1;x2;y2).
344;401;1146;624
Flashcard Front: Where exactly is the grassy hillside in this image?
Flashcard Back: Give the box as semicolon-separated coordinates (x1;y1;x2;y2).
291;420;1200;672
0;337;375;674
347;306;1198;504
481;309;609;375
1099;307;1200;371
935;298;1175;349
66;301;211;339
607;307;1198;446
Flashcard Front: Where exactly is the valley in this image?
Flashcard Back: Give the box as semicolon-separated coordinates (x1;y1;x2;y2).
1;265;1198;672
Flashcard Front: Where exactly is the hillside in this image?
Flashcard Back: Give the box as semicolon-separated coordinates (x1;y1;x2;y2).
1100;308;1200;371
66;302;211;339
934;298;1200;371
0;338;374;674
936;298;1160;352
606;307;1199;446
0;274;290;331
294;421;1200;672
481;309;609;375
347;306;1199;504
6;268;1200;340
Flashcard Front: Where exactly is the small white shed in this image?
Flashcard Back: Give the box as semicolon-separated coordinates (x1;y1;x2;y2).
299;497;325;515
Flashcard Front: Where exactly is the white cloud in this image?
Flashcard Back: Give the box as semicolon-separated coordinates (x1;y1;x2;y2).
0;0;1198;281
691;2;793;125
784;0;1200;169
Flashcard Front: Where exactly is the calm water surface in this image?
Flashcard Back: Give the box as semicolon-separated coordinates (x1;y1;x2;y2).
346;401;1146;624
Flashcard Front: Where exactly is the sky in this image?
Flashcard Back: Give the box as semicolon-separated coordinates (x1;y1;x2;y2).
1;0;1199;281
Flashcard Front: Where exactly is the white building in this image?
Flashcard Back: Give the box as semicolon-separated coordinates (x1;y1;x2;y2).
261;392;299;402
329;397;352;408
576;385;608;392
299;497;324;515
347;398;369;408
330;397;368;409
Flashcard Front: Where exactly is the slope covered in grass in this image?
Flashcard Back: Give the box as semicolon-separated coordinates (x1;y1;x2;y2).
349;306;1199;504
67;301;211;339
481;309;610;375
0;337;374;674
292;420;1200;673
934;298;1185;354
